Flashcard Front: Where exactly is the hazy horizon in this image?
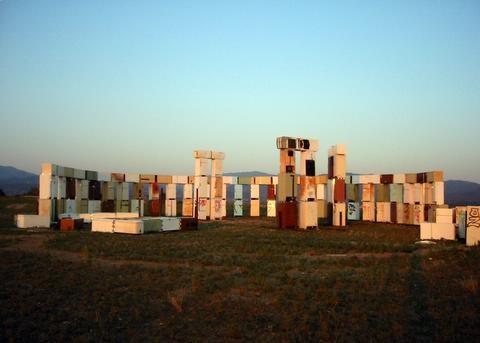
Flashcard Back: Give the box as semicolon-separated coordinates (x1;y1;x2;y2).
1;1;479;182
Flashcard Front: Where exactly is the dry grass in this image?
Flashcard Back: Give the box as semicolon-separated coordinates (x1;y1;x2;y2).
0;199;479;341
0;196;37;228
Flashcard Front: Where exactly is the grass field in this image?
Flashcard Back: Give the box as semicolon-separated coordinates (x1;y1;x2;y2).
1;196;479;341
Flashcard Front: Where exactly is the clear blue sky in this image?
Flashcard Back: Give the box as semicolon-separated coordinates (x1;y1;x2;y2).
1;1;479;181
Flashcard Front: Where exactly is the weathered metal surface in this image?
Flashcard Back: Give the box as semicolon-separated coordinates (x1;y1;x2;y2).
39;174;58;199
182;199;193;217
234;199;243;216
124;173;139;183
254;176;273;185
433;182;445;205
140;174;156;183
198;198;210;220
375;184;390;203
346;184;359;201
380;174;394;184
73;169;86;180
376;202;391;223
427;171;443;183
86;170;98;181
165;199;177;217
237;176;253;185
66;177;76;199
333;203;346;227
298;176;316;201
267;185;276;200
156;175;173;184
88;181;101;200
362;202;375;221
42;163;58;176
280;149;296;174
347;202;361;221
277;202;297;229
466;206;480;246
333;178;346;203
298;200;317;229
250;185;260;199
317;199;327;218
250;199;260;217
413;204;425;225
166;184;176;200
193;150;212;159
389;184;403;203
172;176;189;184
277;173;297;202
111;173;125;182
16;214;50;229
267;200;276;217
194;158;210;176
234;185;243;200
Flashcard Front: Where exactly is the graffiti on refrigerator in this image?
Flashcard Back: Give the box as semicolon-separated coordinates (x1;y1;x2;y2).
467;207;480;228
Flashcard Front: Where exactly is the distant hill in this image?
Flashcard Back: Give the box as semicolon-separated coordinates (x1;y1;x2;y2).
445;180;480;206
0;166;479;205
0;166;38;196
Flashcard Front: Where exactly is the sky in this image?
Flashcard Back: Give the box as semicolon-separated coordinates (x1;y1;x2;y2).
0;1;479;181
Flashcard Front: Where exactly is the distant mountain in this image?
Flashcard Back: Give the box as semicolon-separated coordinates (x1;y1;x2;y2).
445;180;480;206
0;166;37;180
0;166;38;196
